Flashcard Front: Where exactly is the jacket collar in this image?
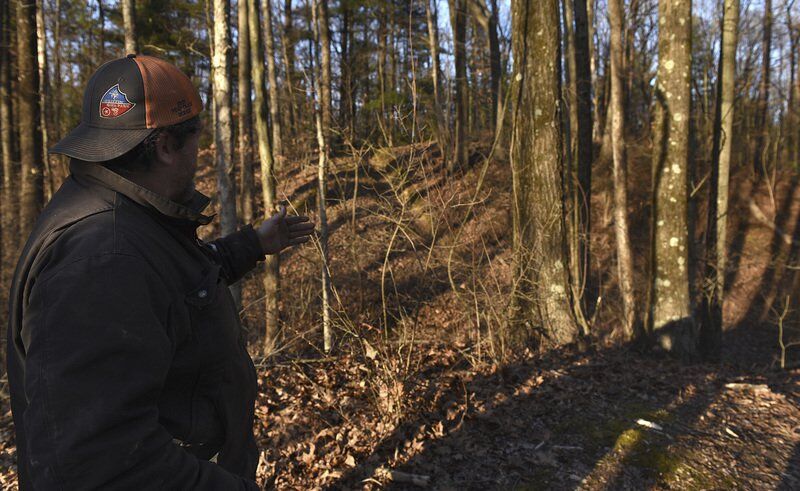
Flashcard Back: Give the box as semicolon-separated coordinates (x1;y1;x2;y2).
70;160;214;226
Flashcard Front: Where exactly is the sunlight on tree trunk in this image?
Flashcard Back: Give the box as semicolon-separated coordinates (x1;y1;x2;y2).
650;0;695;358
510;0;579;347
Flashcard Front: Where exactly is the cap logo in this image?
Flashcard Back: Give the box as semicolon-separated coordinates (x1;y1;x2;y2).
99;84;135;118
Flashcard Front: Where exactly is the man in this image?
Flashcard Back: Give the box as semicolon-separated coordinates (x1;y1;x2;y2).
6;55;314;489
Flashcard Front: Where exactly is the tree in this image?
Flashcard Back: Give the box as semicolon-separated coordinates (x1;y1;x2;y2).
701;0;739;359
313;0;332;353
248;0;279;355
448;0;467;170
1;0;16;288
608;0;635;338
238;0;254;225
754;0;772;176
510;0;579;346
650;0;695;357
122;0;137;54
467;0;501;132
36;0;51;199
280;0;296;138
211;0;238;250
17;0;44;239
262;0;282;164
426;0;448;161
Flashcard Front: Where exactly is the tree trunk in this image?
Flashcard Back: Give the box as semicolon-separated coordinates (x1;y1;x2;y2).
97;0;105;61
313;0;331;353
262;0;283;165
280;0;295;139
573;0;593;314
340;1;354;140
317;0;332;147
608;0;635;338
248;0;279;356
467;0;501;133
211;0;240;306
211;0;237;238
587;0;600;141
510;0;579;347
16;0;43;238
448;0;467;170
122;0;137;54
426;0;449;161
754;0;771;176
701;0;739;359
238;0;254;225
35;0;51;200
1;0;17;288
650;0;695;357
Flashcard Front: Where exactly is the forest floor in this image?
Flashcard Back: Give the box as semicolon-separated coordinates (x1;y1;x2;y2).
1;137;799;490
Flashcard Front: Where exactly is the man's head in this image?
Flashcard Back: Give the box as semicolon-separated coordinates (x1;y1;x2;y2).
52;55;204;201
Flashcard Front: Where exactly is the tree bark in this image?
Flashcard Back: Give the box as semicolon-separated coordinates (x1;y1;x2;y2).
280;0;295;139
35;0;51;200
248;0;279;356
211;0;237;238
211;0;240;306
608;0;635;339
448;0;468;170
262;0;283;164
122;0;137;54
573;0;593;314
510;0;579;347
650;0;695;357
701;0;739;359
238;0;254;225
313;0;331;353
1;0;16;290
317;0;332;146
754;0;771;176
467;0;501;132
426;0;449;161
16;0;43;239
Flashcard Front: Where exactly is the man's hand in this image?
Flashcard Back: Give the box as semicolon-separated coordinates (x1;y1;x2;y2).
255;205;315;255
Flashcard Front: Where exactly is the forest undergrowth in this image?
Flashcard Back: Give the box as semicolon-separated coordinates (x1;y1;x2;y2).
1;137;799;489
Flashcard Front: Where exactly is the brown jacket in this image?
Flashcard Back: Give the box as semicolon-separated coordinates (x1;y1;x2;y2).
7;161;263;490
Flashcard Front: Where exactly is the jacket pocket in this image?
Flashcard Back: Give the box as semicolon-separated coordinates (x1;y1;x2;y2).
182;366;227;460
183;264;241;366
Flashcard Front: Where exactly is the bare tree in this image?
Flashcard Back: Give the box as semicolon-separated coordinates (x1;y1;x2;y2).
1;0;16;287
280;0;296;138
426;0;449;161
650;0;695;357
262;0;283;164
313;0;332;353
608;0;636;338
17;0;44;238
211;0;237;240
248;0;279;355
122;0;137;54
754;0;772;176
317;0;332;145
467;0;501;132
448;0;468;170
510;0;579;346
702;0;739;358
238;0;254;225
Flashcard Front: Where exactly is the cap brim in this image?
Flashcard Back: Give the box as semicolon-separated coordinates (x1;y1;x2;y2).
49;123;154;162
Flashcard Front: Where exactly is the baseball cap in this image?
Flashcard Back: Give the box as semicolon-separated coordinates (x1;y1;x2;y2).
50;54;203;162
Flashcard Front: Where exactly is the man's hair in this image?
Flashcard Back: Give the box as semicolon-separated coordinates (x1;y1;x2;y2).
102;115;202;172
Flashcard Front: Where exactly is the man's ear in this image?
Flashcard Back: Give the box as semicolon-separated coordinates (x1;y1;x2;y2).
152;131;175;166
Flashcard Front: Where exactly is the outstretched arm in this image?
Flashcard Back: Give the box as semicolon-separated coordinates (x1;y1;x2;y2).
206;205;315;284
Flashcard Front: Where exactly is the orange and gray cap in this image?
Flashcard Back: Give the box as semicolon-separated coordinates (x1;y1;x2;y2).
50;54;203;162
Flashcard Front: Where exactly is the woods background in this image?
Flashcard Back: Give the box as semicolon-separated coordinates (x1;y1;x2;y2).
1;0;800;488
